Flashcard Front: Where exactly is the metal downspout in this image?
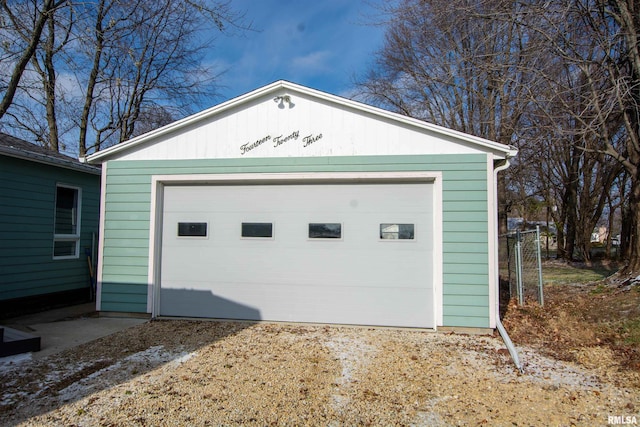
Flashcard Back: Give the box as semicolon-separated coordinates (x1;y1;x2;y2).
496;316;523;373
494;156;524;374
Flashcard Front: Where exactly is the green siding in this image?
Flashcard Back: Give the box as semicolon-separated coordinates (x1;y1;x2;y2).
445;211;488;222
443;221;487;232
443;263;489;274
101;154;491;326
445;232;489;243
446;284;490;296
0;155;101;301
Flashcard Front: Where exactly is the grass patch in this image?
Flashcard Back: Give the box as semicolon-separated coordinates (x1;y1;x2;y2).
589;284;609;295
543;262;619;285
620;319;640;345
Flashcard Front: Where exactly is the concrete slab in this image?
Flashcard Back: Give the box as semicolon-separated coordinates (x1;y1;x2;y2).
3;302;98;324
26;317;148;359
1;304;148;359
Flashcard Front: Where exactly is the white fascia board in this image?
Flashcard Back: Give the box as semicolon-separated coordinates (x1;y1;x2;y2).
95;163;108;311
87;80;517;163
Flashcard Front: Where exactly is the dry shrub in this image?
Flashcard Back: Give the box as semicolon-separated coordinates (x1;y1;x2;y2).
547;309;598;345
572;346;618;370
502;280;640;374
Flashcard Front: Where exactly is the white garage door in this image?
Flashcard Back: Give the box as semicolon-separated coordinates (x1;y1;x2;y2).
159;182;434;327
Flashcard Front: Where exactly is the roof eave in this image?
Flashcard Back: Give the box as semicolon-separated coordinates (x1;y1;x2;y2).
0;145;101;175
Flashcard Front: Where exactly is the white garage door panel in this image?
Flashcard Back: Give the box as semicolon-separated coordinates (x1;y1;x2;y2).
160;183;435;327
160;282;431;327
161;245;427;287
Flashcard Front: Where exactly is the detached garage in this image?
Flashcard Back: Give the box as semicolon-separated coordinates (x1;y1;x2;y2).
87;80;516;330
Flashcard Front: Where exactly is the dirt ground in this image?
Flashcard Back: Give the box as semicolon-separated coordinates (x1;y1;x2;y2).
1;272;639;426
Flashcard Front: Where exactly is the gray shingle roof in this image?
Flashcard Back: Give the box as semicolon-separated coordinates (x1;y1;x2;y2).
0;132;100;175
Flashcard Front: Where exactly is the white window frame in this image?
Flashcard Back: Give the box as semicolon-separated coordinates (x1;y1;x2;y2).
53;184;82;260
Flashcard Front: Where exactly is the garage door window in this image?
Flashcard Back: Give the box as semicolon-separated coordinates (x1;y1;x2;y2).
380;223;415;240
309;223;342;239
178;222;207;237
242;222;273;238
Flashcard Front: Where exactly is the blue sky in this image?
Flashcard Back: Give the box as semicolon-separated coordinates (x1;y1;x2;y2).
210;0;387;102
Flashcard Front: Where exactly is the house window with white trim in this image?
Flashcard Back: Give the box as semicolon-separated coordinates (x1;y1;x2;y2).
53;185;81;259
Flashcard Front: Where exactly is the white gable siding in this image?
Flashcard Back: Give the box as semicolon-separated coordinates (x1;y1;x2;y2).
112;91;487;161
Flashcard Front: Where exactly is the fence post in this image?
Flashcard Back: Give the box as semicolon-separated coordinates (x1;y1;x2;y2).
515;230;524;305
535;226;544;306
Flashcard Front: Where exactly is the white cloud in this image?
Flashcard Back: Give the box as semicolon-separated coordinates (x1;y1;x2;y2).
291;50;332;73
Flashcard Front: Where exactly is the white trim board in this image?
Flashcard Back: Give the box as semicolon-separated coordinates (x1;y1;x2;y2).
95;163;108;311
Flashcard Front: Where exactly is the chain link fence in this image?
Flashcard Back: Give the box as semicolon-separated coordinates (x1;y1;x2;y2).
499;227;544;306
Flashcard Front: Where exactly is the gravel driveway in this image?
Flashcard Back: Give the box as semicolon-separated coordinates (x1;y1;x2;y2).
1;320;638;426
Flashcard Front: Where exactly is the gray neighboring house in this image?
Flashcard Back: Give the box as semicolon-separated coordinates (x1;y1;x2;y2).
0;133;101;317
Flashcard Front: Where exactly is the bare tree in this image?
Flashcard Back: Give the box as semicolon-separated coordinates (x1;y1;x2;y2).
24;2;75;151
525;0;640;272
359;0;633;267
357;0;544;234
604;168;627;257
75;0;234;154
360;0;534;138
0;0;68;120
0;0;246;156
520;59;622;262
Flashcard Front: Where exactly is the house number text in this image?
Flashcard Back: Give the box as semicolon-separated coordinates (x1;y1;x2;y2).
240;130;323;155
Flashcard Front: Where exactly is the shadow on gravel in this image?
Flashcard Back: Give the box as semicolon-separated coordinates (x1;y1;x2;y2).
0;288;261;426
